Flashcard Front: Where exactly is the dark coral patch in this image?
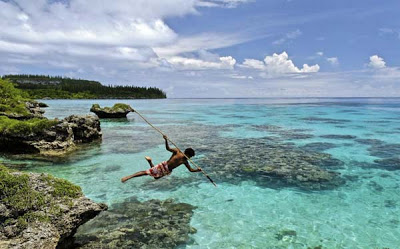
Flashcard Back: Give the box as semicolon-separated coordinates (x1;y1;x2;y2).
320;134;357;140
300;142;337;152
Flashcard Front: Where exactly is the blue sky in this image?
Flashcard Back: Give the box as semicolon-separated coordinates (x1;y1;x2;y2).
1;0;400;97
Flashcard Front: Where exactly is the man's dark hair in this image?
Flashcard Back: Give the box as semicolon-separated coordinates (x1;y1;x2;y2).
184;148;195;158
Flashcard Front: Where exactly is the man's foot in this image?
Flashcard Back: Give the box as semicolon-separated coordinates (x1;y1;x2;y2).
145;156;152;162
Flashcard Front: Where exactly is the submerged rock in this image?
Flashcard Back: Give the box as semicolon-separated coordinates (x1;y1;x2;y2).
0;165;107;249
300;142;337;152
198;138;344;190
320;134;357;140
90;103;134;118
367;143;400;158
373;158;400;171
64;198;196;249
0;115;102;156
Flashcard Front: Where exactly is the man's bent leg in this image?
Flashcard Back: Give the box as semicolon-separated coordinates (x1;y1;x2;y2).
145;156;154;168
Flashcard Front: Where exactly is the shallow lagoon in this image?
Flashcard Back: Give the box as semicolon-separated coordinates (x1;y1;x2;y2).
2;98;400;248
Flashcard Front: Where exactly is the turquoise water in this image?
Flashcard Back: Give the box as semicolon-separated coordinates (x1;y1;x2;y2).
2;98;400;248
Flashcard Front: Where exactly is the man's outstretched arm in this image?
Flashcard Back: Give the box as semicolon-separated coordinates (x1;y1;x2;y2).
164;135;177;153
184;162;201;172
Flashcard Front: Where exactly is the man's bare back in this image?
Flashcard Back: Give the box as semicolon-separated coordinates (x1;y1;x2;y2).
121;135;200;183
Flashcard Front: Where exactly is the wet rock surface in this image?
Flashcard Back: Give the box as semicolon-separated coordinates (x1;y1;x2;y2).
0;115;101;156
63;198;196;249
90;104;134;118
0;167;107;249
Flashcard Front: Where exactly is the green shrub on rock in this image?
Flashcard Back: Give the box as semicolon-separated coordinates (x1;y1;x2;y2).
0;79;30;116
0;116;59;135
0;165;84;234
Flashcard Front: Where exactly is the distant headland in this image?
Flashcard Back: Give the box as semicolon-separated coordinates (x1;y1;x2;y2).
2;74;166;99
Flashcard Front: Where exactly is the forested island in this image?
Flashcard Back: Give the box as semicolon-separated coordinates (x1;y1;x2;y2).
2;74;166;99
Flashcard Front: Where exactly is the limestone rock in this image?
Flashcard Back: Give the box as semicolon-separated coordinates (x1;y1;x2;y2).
90;103;134;118
0;167;107;249
0;115;102;155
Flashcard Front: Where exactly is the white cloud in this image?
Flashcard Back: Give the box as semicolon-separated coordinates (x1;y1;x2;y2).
168;55;236;70
327;57;339;65
241;51;320;75
368;55;386;69
154;33;251;57
0;0;252;74
242;59;265;70
317;52;324;56
273;29;302;45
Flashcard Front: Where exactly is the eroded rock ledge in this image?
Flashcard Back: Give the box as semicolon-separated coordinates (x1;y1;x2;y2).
0;115;102;156
0;165;107;249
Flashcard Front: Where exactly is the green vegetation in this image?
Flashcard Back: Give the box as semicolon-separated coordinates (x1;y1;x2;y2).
0;165;46;212
0;80;59;135
2;74;167;99
92;103;133;112
110;103;132;110
0;116;59;135
0;78;30;116
0;165;82;231
40;174;82;198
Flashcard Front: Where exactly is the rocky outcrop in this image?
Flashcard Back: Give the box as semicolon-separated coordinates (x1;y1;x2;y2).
0;166;107;249
0;115;102;155
90;103;134;118
63;115;102;143
0;101;45;120
62;198;196;249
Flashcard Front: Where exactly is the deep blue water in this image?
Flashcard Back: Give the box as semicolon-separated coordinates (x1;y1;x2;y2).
2;98;400;248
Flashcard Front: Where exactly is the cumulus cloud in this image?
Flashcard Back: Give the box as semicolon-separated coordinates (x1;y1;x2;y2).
241;51;320;75
327;57;339;65
368;55;386;69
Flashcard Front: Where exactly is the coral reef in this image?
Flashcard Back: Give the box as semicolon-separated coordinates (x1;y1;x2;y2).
198;138;344;190
63;198;196;249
